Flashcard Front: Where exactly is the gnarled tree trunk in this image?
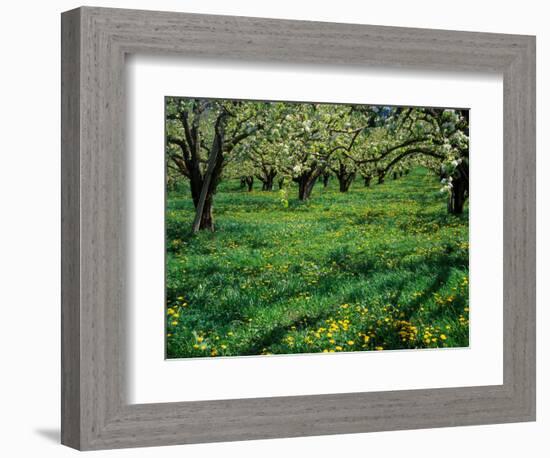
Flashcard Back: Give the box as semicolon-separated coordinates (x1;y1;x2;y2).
334;162;355;193
377;169;385;184
199;196;214;230
363;175;372;187
446;161;469;215
295;172;320;200
259;169;277;191
192;117;226;233
448;178;467;214
337;173;355;192
244;176;254;192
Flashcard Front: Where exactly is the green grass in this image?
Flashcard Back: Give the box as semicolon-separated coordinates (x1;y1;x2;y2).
165;168;469;358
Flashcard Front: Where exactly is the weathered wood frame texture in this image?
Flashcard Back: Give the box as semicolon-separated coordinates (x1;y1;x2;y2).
61;6;536;451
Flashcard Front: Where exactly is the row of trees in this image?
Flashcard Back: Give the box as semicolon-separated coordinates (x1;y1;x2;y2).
166;98;469;232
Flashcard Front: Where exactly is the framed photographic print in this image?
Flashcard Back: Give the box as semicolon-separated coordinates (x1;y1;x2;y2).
61;6;536;450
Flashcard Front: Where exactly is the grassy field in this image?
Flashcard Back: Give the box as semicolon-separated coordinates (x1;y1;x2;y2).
166;168;469;358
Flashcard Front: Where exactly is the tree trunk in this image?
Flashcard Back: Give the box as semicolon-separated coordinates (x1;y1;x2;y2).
240;177;246;188
446;161;469;215
278;178;285;190
322;173;330;188
192;124;226;232
334;162;354;193
363;175;372;187
377;170;385;184
303;179;317;200
298;178;308;200
199;196;214;230
337;172;354;192
189;168;203;208
192;156;218;232
297;175;318;200
294;164;323;201
245;176;254;192
392;172;398;180
448;175;467;214
263;171;276;191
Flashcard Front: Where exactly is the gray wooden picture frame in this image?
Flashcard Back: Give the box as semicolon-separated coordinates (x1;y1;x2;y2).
61;6;536;451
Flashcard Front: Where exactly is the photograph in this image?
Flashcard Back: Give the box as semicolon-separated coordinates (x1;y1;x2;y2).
164;97;470;358
1;1;541;454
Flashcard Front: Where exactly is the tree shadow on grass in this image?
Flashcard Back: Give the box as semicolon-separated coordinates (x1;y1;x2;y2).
240;257;456;355
399;258;454;322
411;209;468;227
240;308;335;355
247;250;461;350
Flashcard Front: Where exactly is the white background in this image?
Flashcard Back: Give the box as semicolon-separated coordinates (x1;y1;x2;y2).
0;1;546;457
128;57;503;403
